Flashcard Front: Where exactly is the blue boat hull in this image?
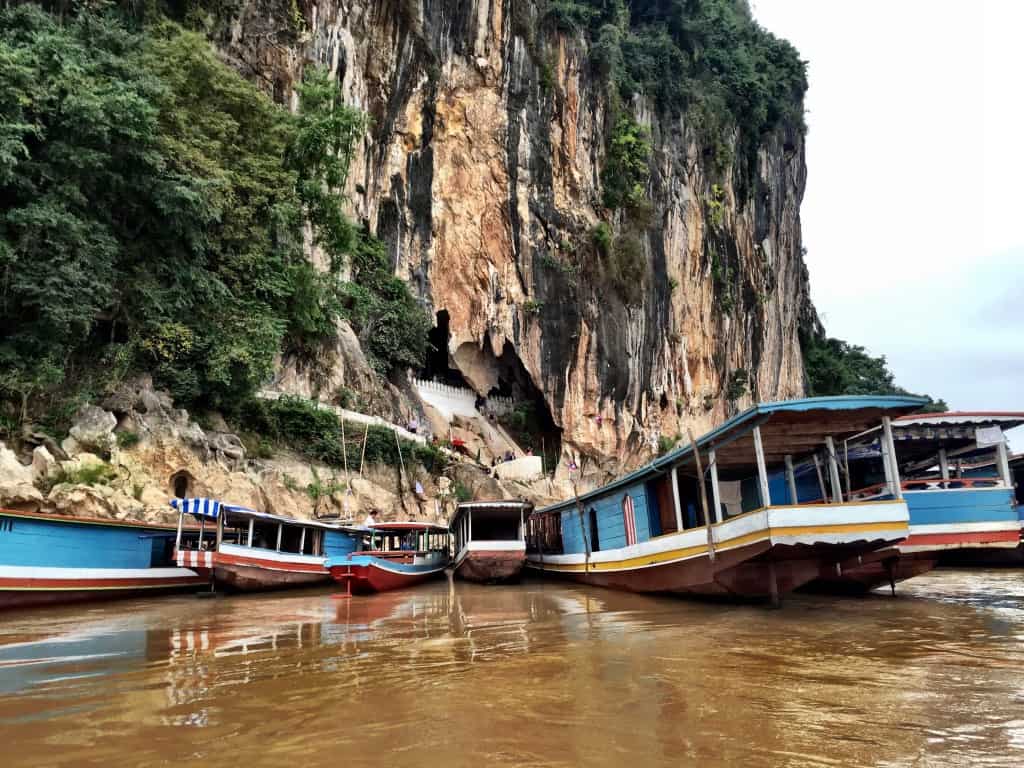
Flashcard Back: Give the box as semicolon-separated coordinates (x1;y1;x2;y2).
0;510;208;610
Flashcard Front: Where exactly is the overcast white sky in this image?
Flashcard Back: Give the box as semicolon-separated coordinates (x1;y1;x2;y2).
753;0;1023;450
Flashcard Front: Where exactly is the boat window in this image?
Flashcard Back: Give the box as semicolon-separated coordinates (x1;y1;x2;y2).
647;476;676;534
527;513;563;555
588;508;601;552
469;514;520;542
673;471;707;529
150;536;175;567
278;525;308;554
249;521;278;550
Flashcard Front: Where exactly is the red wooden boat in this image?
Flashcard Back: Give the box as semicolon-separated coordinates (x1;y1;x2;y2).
170;498;358;592
326;521;450;594
450;501;532;583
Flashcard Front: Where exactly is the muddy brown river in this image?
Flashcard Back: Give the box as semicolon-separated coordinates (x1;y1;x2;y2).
1;570;1022;767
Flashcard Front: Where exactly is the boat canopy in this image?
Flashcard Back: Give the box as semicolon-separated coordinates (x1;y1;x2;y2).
169;498;353;530
449;500;533;528
859;411;1024;465
539;394;927;515
364;521;450;533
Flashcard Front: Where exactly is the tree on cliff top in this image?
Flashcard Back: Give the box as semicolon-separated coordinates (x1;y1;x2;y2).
801;333;947;412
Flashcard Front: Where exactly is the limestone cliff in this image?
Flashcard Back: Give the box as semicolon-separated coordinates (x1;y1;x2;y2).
215;1;812;479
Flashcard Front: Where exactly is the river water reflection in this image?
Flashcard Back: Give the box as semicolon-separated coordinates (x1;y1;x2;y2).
1;570;1022;767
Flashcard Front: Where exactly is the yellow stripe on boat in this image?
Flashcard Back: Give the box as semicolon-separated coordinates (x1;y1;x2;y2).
527;521;907;573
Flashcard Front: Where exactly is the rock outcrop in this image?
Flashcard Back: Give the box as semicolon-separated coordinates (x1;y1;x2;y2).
0;377;551;525
211;0;812;483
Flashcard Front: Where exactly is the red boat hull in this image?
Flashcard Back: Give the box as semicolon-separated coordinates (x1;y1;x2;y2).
528;540;827;599
454;550;526;584
0;573;209;611
328;562;446;594
802;549;938;595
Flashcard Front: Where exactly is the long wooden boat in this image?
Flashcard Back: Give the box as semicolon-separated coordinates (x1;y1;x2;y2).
526;395;927;603
937;451;1024;566
450;501;532;583
802;412;1024;592
0;508;208;610
326;521;450;594
170;498;358;592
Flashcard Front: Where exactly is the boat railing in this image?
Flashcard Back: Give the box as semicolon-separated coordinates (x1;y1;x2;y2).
848;476;1005;501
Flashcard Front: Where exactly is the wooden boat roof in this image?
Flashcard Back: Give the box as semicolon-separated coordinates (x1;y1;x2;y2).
538;395;927;515
359;521;450;533
449;500;533;527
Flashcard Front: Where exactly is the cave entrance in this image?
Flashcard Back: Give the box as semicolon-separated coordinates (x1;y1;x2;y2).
486;341;562;470
420;310;469;387
171;471;193;499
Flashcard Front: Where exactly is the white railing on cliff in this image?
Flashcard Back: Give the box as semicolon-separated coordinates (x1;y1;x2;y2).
255;389;427;445
412;378;478;420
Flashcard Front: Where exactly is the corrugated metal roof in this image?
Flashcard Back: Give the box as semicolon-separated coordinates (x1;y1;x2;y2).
894;412;1024;429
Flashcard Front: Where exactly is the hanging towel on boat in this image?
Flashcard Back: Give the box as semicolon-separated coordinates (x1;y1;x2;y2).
976;426;1004;446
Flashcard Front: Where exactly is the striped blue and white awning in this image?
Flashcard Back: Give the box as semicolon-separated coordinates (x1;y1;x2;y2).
169;497;256;520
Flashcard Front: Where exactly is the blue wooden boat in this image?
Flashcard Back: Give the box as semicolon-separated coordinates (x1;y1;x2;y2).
525;395;925;603
935;450;1024;566
799;411;1024;591
326;521;451;593
0;508;209;611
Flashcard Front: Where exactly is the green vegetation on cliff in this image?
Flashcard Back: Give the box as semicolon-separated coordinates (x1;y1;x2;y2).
239;396;445;474
549;0;806;172
801;332;947;412
0;5;427;436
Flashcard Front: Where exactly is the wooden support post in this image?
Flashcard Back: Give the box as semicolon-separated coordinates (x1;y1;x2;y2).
768;562;780;608
394;427;407;495
671;466;683;532
996;439;1012;486
709;449;722;524
784;455;798;505
174;512;184;552
753;425;771;508
299;527;306;555
882;416;903;499
359;423;369;477
843;439;852;499
812;454;828;501
938;448;950;487
276;523;283;552
248;518;254;547
199;518;206;548
824;436;843;502
688;428;714;561
216;512;224;549
341;417;348;482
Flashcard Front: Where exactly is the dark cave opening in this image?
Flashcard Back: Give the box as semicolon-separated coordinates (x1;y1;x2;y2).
487;341;561;464
419;313;562;470
420;310;468;387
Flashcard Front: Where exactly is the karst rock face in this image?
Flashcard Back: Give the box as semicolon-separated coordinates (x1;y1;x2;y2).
216;0;813;476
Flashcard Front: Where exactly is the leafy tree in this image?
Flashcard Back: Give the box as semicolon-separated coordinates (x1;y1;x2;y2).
801;333;947;412
0;6;429;435
340;233;430;374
